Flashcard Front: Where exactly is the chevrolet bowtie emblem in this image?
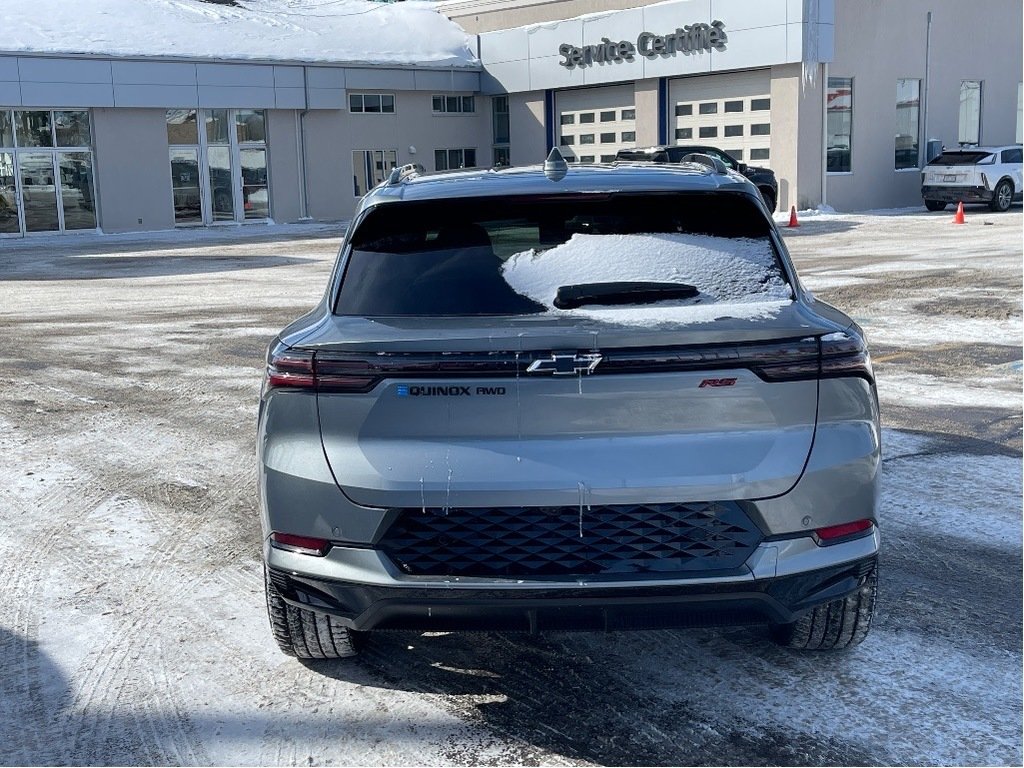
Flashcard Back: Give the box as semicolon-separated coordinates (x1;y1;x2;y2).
527;352;603;376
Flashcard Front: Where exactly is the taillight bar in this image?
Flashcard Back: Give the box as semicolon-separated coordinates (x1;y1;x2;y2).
819;331;874;382
263;331;872;394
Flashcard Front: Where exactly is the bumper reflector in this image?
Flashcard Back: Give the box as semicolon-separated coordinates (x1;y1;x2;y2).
270;532;331;556
815;519;873;543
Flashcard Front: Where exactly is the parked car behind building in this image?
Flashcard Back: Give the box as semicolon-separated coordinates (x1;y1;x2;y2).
616;145;779;212
921;145;1023;212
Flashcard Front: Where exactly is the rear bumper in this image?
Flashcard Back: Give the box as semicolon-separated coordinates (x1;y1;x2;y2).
266;531;879;632
922;185;993;203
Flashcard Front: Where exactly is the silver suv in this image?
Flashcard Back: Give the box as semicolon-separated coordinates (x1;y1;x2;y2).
259;153;880;659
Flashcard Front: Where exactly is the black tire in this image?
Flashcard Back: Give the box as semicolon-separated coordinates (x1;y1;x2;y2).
770;564;877;651
924;199;947;212
264;567;361;659
759;188;776;213
990;180;1013;212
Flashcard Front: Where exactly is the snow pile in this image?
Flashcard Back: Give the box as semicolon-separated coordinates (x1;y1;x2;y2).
501;232;792;326
3;0;478;67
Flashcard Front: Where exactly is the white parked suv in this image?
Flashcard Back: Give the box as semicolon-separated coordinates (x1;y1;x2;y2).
921;145;1023;212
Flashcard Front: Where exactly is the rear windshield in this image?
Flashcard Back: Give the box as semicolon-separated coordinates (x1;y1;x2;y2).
336;193;788;317
928;151;993;166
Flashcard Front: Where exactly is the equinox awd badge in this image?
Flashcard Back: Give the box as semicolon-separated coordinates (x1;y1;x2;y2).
396;385;507;397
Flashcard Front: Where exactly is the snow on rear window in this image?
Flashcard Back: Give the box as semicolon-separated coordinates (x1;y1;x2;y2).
501;232;792;326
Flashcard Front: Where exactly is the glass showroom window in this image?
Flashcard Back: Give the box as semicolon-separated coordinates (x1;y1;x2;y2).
958;81;982;145
895;79;920;169
434;148;477;171
827;77;853;173
166;108;270;226
352;149;397;197
0;108;96;236
236;110;268;219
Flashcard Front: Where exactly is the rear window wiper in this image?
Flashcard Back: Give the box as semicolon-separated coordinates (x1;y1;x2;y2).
553;281;699;310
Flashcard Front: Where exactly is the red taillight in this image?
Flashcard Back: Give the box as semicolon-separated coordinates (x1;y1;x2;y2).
265;343;378;393
270;532;331;556
815;519;873;543
266;345;315;390
819;332;873;382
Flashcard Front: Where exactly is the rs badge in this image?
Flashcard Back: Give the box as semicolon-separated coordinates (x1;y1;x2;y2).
698;378;737;388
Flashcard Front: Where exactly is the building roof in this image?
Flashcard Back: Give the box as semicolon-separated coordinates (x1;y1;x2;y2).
3;0;478;68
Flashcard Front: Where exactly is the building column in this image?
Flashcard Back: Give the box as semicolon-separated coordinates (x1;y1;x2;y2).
633;78;661;147
770;63;826;211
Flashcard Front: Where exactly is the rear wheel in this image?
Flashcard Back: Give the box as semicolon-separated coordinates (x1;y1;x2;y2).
759;188;776;213
770;564;877;650
265;567;361;658
990;180;1013;212
924;199;947;212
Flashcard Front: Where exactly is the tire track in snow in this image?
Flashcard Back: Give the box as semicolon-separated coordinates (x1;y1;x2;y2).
58;435;215;765
0;420;110;764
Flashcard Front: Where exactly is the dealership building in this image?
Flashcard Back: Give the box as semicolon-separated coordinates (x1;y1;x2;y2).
0;0;1020;237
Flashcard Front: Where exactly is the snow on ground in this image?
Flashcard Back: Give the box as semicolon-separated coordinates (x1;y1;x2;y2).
501;232;791;326
877;371;1021;410
3;0;477;66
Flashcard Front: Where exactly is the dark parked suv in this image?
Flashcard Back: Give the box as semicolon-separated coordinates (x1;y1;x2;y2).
259;152;879;659
616;145;778;212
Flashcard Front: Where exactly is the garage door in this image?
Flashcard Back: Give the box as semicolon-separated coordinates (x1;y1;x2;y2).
668;70;771;164
555;84;637;163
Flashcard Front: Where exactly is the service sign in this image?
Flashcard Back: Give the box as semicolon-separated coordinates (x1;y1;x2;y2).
559;20;727;69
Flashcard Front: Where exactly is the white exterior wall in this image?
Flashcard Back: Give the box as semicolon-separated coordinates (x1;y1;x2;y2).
478;0;833;95
92;108;176;233
826;0;1023;211
303;90;493;221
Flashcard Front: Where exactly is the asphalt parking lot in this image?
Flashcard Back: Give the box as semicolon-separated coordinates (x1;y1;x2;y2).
0;209;1021;766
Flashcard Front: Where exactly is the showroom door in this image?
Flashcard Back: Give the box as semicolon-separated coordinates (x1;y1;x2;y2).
0;110;99;237
167;109;269;227
0;152;21;236
18;152;62;233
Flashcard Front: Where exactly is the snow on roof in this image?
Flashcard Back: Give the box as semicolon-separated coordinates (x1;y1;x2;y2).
3;0;478;68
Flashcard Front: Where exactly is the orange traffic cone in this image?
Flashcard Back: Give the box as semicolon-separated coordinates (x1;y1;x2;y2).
787;206;800;228
953;201;965;224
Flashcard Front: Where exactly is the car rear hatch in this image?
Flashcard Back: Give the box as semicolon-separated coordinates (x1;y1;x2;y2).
923;150;993;186
293;190;849;510
291;309;844;509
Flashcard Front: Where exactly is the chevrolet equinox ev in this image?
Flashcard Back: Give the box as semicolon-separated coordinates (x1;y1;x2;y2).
258;153;880;658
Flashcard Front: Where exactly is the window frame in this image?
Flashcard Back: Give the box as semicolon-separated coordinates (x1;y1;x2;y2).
827;77;854;174
167;108;270;225
352;148;398;197
433;147;478;171
432;94;476;114
349;93;397;115
894;78;921;171
958;80;983;145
